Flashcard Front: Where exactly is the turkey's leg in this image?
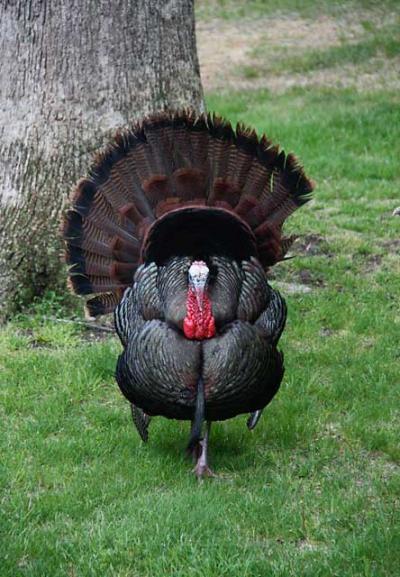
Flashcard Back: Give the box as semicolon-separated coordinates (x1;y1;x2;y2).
193;420;215;478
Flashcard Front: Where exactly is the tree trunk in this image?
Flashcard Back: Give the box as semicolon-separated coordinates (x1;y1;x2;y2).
0;0;204;319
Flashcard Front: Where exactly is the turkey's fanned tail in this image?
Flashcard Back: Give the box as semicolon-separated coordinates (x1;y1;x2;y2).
62;111;314;316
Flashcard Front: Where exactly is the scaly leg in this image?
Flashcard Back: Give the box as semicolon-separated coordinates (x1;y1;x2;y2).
193;421;215;478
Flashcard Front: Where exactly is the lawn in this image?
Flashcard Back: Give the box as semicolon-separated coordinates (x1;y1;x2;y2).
1;3;399;576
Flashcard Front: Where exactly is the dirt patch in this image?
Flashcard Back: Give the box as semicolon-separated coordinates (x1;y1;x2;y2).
362;254;383;273
379;239;400;254
270;235;328;292
197;12;400;93
319;327;335;337
298;268;325;287
353;240;400;274
78;327;116;343
273;281;313;295
293;234;333;257
78;315;116;342
19;321;115;349
296;538;327;552
271;266;326;293
257;57;400;94
274;536;327;551
197;14;362;90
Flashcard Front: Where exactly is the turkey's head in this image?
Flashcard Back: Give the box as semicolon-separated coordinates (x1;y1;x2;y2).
183;260;216;341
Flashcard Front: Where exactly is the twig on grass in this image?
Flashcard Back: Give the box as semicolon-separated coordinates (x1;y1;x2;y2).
41;316;114;333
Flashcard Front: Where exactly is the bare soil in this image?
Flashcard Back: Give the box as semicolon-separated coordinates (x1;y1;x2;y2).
196;12;400;92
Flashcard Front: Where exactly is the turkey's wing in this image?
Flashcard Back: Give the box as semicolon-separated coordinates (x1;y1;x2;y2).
237;258;269;323
120;320;201;419
202;320;283;420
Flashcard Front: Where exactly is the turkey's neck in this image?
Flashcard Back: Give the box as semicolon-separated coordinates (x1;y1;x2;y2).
183;287;216;340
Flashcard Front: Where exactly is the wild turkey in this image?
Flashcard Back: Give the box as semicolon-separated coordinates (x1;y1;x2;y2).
62;111;314;477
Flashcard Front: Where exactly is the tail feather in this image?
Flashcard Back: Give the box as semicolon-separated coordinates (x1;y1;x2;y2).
62;110;314;316
67;237;114;259
227;153;252;197
63;211;106;246
172;168;207;201
86;292;122;317
240;159;270;202
142;174;173;208
111;154;154;218
208;177;242;208
208;115;234;182
68;274;124;296
65;246;113;277
170;119;194;169
188;115;210;169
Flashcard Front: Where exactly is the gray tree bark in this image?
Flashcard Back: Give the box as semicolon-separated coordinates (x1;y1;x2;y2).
0;0;204;319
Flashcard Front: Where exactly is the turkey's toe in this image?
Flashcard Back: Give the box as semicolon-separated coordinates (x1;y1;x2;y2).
193;462;216;479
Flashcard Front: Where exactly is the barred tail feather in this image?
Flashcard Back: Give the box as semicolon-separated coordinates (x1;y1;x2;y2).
62;110;314;316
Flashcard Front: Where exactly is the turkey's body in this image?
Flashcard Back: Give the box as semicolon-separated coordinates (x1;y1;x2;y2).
115;256;286;422
62;111;314;476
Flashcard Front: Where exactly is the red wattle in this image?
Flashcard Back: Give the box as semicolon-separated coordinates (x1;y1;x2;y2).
183;287;216;340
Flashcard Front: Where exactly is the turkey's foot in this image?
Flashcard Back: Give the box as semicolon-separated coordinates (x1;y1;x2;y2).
193;462;216;478
192;443;216;478
191;422;216;479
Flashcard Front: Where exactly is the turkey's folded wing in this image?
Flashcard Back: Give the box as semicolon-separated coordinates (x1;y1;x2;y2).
236;258;269;323
203;320;283;420
255;287;287;345
119;320;201;419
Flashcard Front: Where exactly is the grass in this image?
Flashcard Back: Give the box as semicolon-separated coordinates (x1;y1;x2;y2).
241;20;400;79
2;3;400;574
196;0;399;20
1;87;399;577
248;27;400;76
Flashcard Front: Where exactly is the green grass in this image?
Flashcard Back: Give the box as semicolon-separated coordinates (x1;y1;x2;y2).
1;86;399;576
196;0;399;20
241;20;400;79
2;17;400;570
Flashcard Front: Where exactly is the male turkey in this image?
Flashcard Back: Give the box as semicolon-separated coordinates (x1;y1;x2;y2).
62;111;314;477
